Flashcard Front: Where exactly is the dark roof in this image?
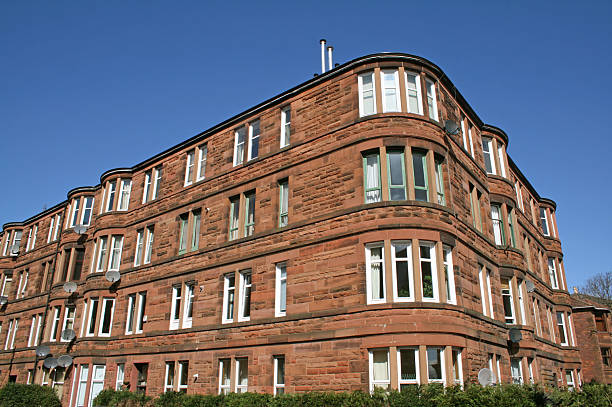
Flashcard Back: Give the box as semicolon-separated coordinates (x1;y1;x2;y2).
570;293;612;311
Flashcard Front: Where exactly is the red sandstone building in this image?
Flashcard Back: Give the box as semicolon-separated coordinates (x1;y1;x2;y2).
0;53;584;405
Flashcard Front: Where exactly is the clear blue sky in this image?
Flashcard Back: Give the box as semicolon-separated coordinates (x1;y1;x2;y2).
1;1;610;290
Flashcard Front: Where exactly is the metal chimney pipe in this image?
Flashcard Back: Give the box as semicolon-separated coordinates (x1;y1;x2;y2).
327;46;333;71
320;39;326;73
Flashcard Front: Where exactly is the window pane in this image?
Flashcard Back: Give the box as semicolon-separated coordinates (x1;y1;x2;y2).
412;151;428;202
400;349;417;380
427;348;442;380
388;151;406;200
372;350;389;381
365;154;381;203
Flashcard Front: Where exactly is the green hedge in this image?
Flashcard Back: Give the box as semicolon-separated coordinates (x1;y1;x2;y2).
0;383;61;407
92;384;612;407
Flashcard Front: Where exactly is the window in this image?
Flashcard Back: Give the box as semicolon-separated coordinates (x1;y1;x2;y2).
280;107;291;147
358;72;376;117
247;120;260;161
75;365;89;407
219;359;231;394
105;181;117;212
118;180;131;211
136;292;146;333
366;243;385;304
469;184;482;231
2;231;11;256
478;267;494;318
508;210;517;248
229;196;240;241
1;273;12;297
274;356;285;395
566;370;575;390
61;306;75;341
548;258;559;289
482;137;496;175
540;208;550;236
547;305;556;342
533;298;542;336
434;156;445;205
567;313;575;346
26;225;37;251
386;149;406;200
497;144;507;177
501;278;515;324
235;358;248;393
126;294;136;335
80;197;94;226
443;246;456;304
164;362;175;393
69;199;81;227
557;312;568;346
108;235;123;271
510;358;523;384
233;126;246;166
48;214;61;243
451;349;463;386
170;284;193;330
196;143;208;181
238;270;252;322
16;270;28;298
145;226;155;263
135;363;148;394
95;237;108;272
244;192;255;237
222;274;235;323
381;69;400;112
177;209;200;254
412;149;428;202
134;230;144;266
9;230;22;255
467;124;475;158
90;365;106;406
369;349;390;391
28;314;42;347
115;364;125;390
4;319;18;350
528;358;535;383
601;348;611;367
49;306;61;342
595;313;607;331
425;79;438;120
142;166;162;203
363;152;382;203
184;151;195;186
391;241;413;301
491;204;506;245
86;298;99;337
405;72;423;114
275;263;287;317
517;280;527;325
98;298;115;337
279;180;289;227
515;182;524;211
398;348;419;388
419;242;438;301
178;214;188;254
426;347;444;383
178;361;189;392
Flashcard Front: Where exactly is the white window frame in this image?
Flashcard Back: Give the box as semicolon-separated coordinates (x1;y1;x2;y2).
182;283;194;329
144;226;154;264
247;120;260;161
125;294;136;335
452;348;463;386
404;71;423;115
28;315;37;347
184;150;195;186
486;269;494;318
479;267;488;316
86;298;99;337
98;298;115;337
61;306;76;342
426;347;445;383
275;263;287;317
380;69;400;113
273;355;285;395
532;298;541;336
491;204;504;245
105;181;116;212
368;349;390;392
142;171;151;204
443;246;456;304
365;243;386;304
49;307;60;342
95;237;108;272
152;166;162;200
511;358;523;384
235;358;248;393
557;311;569;346
233;127;246;166
117;180;131;211
196;143;207;181
115;364;125;391
502;279;516;324
222;274;235;324
80;300;88;337
238;270;251;322
419;242;438;302
425;78;438;121
170;285;182;330
164;361;175;393
515;182;524;211
391;240;414;302
136;292;146;334
134;230;144;267
177;361;189;392
280;106;291;148
397;347;420;387
358;72;376;117
518;280;527;325
4;319;13;350
482;137;496;175
497;144;507;177
548;257;559;289
566;369;575;390
107;235;123;271
69;199;80;228
80;197;94;226
528;358;535;383
88;365;106;407
218;359;230;395
567;313;575;346
47;217;55;243
25;228;32;252
75;365;89;407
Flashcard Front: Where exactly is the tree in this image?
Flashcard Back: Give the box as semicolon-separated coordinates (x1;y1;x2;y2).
581;271;612;301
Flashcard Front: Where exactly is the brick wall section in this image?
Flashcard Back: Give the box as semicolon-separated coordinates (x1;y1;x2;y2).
0;53;586;404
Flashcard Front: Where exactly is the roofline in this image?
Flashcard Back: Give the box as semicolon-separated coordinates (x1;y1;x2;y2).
507;156;557;209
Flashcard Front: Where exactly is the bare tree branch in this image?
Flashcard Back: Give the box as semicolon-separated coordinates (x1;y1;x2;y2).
581;271;612;301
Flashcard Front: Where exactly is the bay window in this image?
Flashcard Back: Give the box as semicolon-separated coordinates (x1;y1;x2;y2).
391;241;413;301
386;149;406;200
369;349;390;391
366;243;385;304
425;79;438;120
405;72;423;114
358;72;376;117
381;69;400;112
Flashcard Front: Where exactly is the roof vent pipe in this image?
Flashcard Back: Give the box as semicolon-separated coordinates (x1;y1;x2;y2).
327;46;333;71
320;39;327;73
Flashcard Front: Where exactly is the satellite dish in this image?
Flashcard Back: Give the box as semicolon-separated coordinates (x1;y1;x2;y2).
525;280;535;293
478;368;495;386
61;329;76;342
444;120;460;135
509;328;523;343
35;345;51;358
57;355;73;367
63;282;77;293
43;357;58;369
73;225;88;235
105;270;121;283
9;244;19;255
0;296;7;305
